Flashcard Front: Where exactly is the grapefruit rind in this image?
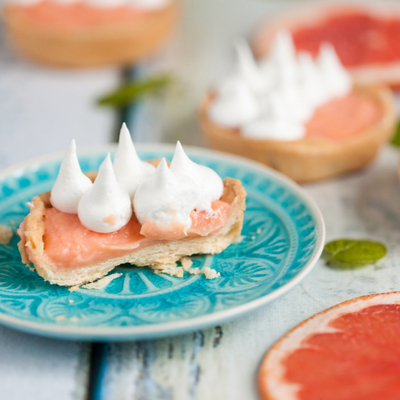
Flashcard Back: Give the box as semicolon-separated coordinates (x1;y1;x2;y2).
258;292;400;400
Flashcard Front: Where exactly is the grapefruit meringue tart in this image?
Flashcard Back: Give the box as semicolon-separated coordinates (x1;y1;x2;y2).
17;125;246;287
3;0;179;68
199;32;396;183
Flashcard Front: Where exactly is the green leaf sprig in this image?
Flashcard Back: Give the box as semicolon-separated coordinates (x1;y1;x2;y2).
97;74;173;108
323;239;386;269
390;121;400;147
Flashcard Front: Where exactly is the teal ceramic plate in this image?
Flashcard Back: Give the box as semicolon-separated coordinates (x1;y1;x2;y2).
0;144;324;341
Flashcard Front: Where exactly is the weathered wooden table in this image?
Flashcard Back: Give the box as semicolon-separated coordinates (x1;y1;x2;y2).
1;0;399;399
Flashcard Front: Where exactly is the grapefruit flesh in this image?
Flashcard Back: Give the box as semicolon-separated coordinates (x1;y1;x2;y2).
11;0;148;30
259;293;400;400
305;92;382;140
291;11;400;68
41;200;231;269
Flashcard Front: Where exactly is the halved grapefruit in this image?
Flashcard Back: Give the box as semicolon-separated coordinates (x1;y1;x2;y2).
259;292;400;400
252;3;400;88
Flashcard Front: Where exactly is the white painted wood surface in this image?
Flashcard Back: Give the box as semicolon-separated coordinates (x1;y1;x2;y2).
0;19;120;400
0;28;120;171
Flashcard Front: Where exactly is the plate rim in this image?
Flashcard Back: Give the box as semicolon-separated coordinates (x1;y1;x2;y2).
0;143;325;341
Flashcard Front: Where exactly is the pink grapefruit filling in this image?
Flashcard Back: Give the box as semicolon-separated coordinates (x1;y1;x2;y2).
10;0;151;30
222;92;382;140
41;200;231;270
283;304;400;400
305;92;382;140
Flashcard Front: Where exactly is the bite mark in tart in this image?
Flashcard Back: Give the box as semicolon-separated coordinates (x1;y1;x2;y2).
199;34;396;183
17;128;246;287
3;0;179;68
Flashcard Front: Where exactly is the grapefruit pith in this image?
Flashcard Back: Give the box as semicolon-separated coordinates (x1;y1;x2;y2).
259;292;400;400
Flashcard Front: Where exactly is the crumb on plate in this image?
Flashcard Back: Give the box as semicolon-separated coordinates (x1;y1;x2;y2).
82;273;122;290
180;257;193;271
0;225;13;245
151;263;184;278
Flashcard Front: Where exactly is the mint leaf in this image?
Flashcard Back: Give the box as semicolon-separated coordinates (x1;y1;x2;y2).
390;121;400;147
97;74;173;108
324;239;386;267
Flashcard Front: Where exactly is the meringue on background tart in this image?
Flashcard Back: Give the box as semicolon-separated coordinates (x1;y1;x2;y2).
3;0;179;68
199;32;396;183
17;126;246;287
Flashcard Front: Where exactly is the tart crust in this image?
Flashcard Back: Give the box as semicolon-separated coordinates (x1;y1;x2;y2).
199;84;396;183
3;0;178;68
18;176;246;287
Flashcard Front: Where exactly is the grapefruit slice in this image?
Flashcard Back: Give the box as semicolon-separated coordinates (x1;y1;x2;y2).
259;292;400;400
252;3;400;87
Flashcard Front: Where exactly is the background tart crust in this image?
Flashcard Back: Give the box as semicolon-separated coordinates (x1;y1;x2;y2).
2;0;179;68
199;84;396;183
18;176;246;287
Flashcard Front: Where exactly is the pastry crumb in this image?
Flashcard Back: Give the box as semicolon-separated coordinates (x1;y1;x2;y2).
69;285;80;292
151;263;184;278
235;235;245;243
202;266;220;279
68;300;74;304
82;273;122;290
55;316;67;321
188;267;201;275
0;225;13;245
180;257;193;271
188;266;220;279
256;227;262;234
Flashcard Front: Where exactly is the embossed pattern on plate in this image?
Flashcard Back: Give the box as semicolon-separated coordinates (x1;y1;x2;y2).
0;145;324;340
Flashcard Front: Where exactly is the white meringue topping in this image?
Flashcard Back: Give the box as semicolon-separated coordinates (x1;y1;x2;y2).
170;142;224;212
318;43;353;99
113;123;155;199
78;154;132;233
208;31;353;140
208;77;260;128
134;158;199;230
50;140;92;214
269;30;298;84
235;38;270;93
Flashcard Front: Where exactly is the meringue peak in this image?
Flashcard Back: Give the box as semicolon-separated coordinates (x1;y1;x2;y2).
134;156;199;230
113;123;155;199
318;43;352;98
50;140;92;214
153;158;172;189
78;153;132;233
235;38;269;92
170;141;224;211
208;78;260;127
